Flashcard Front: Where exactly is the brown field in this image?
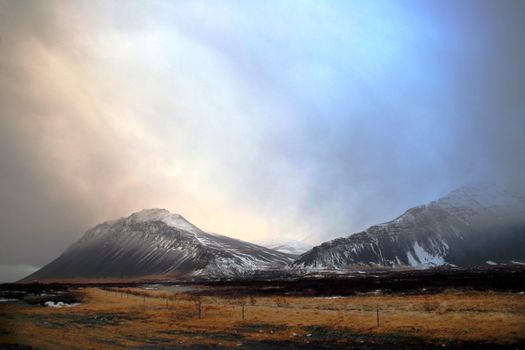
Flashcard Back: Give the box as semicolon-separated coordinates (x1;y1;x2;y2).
1;286;525;349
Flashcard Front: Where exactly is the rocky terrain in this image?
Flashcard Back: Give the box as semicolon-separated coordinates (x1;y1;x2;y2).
23;209;294;281
22;186;525;281
294;186;525;271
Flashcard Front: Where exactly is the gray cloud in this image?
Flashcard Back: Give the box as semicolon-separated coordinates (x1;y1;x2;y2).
0;264;39;283
0;0;524;281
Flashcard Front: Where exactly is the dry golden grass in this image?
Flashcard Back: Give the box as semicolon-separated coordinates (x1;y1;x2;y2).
1;287;524;349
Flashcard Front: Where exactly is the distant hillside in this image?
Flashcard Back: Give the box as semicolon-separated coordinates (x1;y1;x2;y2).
23;209;294;282
294;186;525;271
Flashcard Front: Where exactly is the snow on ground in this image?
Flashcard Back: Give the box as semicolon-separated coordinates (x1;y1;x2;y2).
315;296;346;299
45;301;80;308
0;298;18;302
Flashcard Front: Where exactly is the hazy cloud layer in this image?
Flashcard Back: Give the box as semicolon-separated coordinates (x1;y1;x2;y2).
1;0;524;281
0;264;39;283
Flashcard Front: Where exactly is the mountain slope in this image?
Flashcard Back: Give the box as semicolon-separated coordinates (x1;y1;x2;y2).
268;241;313;255
23;209;294;281
294;186;525;270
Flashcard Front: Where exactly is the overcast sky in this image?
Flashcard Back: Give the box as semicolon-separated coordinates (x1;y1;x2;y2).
1;0;525;282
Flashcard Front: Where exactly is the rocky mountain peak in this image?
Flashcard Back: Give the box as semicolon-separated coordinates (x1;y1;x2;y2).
294;185;525;271
127;208;201;235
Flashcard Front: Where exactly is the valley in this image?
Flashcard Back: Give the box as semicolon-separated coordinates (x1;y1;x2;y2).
5;186;525;349
2;267;525;349
22;186;525;283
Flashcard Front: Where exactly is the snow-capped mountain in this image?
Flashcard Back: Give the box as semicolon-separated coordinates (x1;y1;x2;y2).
294;185;525;271
267;241;313;255
23;209;295;281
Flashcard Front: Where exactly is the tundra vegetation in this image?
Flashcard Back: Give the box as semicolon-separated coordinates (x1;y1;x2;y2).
1;284;524;349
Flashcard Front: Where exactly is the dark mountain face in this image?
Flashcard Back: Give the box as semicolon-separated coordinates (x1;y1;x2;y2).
294;186;525;271
23;209;294;281
22;186;525;282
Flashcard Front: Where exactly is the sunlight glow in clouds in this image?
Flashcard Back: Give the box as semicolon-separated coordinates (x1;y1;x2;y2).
1;0;525;277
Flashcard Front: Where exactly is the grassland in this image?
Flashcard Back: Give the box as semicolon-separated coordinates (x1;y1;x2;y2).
1;284;524;349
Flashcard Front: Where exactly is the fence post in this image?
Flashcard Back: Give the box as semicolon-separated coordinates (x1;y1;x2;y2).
376;306;380;327
198;301;202;319
242;305;245;321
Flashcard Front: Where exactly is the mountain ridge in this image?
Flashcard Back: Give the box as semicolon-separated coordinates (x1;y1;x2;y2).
23;209;294;282
293;185;525;271
22;185;525;282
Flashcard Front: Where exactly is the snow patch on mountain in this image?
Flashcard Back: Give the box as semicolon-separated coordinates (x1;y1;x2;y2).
267;241;313;255
129;209;202;235
410;242;445;266
23;209;295;281
294;185;525;271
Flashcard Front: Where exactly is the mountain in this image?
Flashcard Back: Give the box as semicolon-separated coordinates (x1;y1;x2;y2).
294;185;525;271
267;241;313;255
23;209;294;281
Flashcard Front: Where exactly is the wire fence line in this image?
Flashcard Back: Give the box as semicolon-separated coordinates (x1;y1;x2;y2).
96;287;456;327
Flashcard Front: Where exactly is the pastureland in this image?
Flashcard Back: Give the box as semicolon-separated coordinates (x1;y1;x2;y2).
1;285;524;349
